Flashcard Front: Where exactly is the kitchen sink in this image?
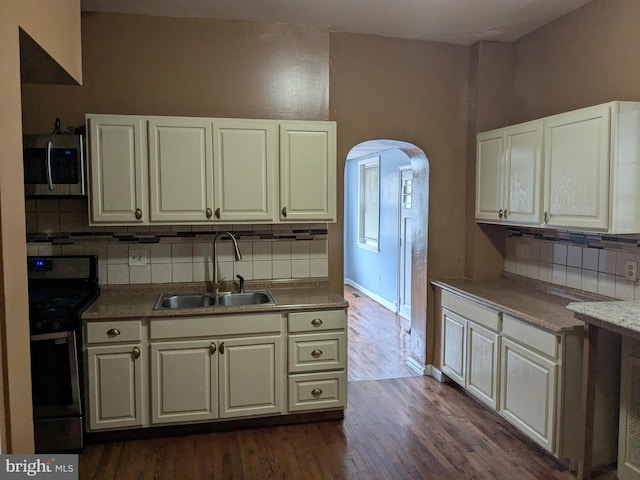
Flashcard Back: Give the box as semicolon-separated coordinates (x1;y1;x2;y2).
216;291;274;306
153;290;275;310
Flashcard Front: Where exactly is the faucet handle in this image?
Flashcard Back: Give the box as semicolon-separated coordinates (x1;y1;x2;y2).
235;274;245;293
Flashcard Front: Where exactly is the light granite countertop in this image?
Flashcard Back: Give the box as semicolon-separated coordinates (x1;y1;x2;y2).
82;281;348;321
567;300;640;338
431;275;610;333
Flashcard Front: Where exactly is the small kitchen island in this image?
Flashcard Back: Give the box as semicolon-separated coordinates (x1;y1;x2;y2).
567;300;640;480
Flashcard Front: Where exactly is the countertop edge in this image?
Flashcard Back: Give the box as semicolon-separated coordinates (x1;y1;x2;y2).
431;278;584;334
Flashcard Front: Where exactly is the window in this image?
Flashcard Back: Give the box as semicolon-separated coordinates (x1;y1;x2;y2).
358;156;380;252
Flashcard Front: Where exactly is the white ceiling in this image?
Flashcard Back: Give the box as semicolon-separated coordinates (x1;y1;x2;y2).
81;0;592;45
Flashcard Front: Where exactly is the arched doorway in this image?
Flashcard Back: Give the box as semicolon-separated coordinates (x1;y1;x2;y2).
343;139;430;374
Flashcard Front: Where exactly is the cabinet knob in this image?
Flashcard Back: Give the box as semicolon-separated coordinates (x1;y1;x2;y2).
503;208;508;219
135;208;142;220
543;211;549;224
281;206;287;217
210;343;217;355
107;328;121;337
311;349;323;358
215;208;221;219
219;342;225;355
311;388;323;396
206;208;213;219
132;346;140;359
311;318;323;327
498;208;503;219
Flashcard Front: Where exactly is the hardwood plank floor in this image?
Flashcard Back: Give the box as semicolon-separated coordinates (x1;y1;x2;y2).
79;287;616;479
345;285;418;381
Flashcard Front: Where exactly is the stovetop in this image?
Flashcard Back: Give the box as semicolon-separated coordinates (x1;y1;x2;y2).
27;256;100;335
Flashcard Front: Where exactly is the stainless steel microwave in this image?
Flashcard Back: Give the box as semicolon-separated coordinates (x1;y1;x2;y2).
23;134;86;197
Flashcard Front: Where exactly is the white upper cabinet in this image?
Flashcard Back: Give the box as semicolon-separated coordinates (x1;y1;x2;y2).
475;130;505;223
476;101;640;233
148;117;215;223
543;104;611;230
279;121;337;222
213;119;277;223
87;114;148;224
86;115;337;225
475;121;543;225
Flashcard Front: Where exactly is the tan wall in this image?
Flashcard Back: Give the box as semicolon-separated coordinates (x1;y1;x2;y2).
2;0;82;454
22;13;330;132
329;33;470;365
511;0;640;122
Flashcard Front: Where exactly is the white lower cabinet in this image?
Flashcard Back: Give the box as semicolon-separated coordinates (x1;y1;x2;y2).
438;291;589;467
84;320;145;431
150;340;218;424
287;309;348;412
500;336;557;452
85;309;346;432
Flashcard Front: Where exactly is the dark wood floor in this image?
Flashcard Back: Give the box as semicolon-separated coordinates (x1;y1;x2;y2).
78;287;615;479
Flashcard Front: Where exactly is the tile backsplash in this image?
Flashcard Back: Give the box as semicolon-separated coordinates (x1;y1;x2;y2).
506;227;640;300
26;199;328;286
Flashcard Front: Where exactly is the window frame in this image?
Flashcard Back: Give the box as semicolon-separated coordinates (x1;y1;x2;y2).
357;156;380;253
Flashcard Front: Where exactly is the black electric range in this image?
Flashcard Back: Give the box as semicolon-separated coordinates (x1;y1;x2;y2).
27;255;100;452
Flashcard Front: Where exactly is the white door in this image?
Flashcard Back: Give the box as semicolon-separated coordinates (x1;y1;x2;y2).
398;167;412;320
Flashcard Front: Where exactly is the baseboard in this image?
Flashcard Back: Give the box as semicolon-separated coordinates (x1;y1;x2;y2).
344;278;397;313
406;357;427;375
428;365;448;383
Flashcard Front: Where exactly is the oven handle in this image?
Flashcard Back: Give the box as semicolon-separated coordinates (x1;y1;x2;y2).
46;140;54;191
31;331;73;342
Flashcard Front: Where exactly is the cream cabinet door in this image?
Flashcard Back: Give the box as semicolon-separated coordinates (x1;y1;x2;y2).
500;337;557;453
212;119;277;222
475;129;505;223
441;308;466;386
279;121;337;222
150;340;218;424
466;320;499;409
87;114;147;224
218;335;283;418
543;104;611;230
86;344;144;430
504;121;543;225
148;117;215;223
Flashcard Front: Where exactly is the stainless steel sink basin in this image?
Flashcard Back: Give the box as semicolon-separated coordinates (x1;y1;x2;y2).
153;290;275;310
216;291;274;307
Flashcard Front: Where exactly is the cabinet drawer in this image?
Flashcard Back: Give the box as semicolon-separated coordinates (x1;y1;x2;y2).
502;314;558;359
288;310;346;333
288;332;346;373
288;371;347;412
85;320;142;344
150;313;281;339
442;291;500;331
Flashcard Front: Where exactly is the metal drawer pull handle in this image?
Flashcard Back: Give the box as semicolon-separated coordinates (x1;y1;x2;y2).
219;342;225;354
107;328;121;337
135;208;142;220
311;318;323;327
498;208;503;219
282;206;287;217
132;347;140;359
206;207;213;219
311;349;323;358
311;388;323;396
210;343;217;355
215;208;221;219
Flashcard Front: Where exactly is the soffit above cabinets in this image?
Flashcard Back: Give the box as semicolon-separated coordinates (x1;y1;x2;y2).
80;0;593;45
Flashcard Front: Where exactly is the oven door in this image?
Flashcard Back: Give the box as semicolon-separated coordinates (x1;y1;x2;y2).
30;331;82;418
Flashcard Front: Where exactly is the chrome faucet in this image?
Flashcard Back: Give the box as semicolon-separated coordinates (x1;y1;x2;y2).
212;231;242;295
